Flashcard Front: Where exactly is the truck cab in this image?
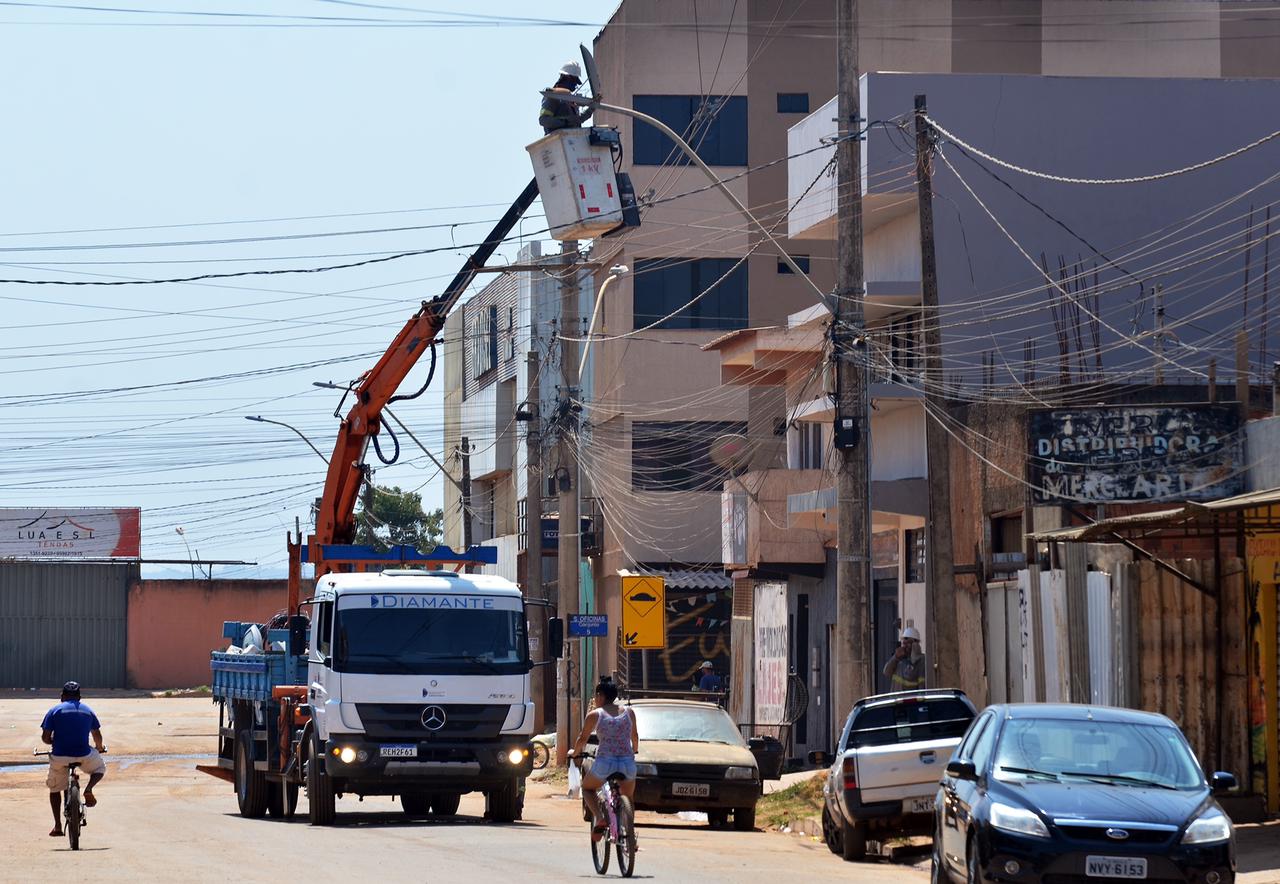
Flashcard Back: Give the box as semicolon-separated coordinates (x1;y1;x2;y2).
305;569;536;821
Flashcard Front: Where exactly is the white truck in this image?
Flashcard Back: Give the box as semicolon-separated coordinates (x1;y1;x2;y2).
209;568;556;825
812;689;976;861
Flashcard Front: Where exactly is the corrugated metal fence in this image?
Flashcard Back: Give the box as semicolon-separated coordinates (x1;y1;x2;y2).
0;562;135;688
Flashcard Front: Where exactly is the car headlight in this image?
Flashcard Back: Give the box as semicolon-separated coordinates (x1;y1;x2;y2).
338;746;357;764
635;763;657;776
725;766;757;780
506;748;528;765
1182;808;1233;845
989;801;1050;839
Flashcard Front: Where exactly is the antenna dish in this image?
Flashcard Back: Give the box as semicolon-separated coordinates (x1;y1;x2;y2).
580;43;602;103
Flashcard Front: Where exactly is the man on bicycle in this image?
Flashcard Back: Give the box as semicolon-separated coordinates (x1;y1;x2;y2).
40;681;106;837
569;679;638;842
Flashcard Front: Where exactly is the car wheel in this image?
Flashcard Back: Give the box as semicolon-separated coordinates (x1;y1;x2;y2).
965;832;985;884
732;805;755;832
708;810;729;828
931;836;946;884
840;818;867;862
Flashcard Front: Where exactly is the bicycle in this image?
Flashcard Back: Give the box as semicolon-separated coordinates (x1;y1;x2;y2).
576;758;636;878
35;748;106;851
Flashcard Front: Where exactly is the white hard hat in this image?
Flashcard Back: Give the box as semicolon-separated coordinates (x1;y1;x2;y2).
700;660;714;669
559;61;583;80
901;626;921;642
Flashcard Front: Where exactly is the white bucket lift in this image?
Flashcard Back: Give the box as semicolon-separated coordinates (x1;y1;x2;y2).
527;127;637;241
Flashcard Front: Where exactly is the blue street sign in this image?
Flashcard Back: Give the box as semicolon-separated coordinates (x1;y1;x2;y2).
568;613;608;638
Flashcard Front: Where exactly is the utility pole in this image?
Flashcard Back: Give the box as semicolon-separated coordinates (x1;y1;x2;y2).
914;95;961;689
1154;284;1165;384
555;242;582;767
459;436;473;553
525;350;546;732
833;0;873;718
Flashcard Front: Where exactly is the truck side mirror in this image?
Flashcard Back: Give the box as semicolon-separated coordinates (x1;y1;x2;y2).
548;618;565;660
288;616;308;656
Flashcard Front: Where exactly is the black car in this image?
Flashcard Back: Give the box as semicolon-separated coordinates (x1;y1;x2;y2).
932;704;1237;884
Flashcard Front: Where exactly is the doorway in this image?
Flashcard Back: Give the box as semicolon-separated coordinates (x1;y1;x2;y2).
873;574;900;694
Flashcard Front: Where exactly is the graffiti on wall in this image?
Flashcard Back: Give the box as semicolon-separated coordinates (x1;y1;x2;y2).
1027;404;1244;504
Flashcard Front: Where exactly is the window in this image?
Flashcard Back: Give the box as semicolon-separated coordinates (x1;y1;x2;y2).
970;715;1001;774
777;255;811;275
776;92;810;114
956;712;992;760
632;420;747;492
796;421;823;470
633;258;748;330
633;95;748;166
508;305;517;359
470;304;498;378
314;601;333;658
905;528;927;583
845;697;975;749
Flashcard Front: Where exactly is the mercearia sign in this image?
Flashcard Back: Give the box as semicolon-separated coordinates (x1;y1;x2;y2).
1027;404;1244;504
0;507;141;558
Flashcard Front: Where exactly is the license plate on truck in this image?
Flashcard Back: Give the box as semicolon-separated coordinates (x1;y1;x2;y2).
672;782;710;797
380;745;417;758
906;796;934;814
1086;856;1147;878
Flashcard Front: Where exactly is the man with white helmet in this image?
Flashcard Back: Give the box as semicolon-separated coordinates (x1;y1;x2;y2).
882;626;926;690
539;61;593;133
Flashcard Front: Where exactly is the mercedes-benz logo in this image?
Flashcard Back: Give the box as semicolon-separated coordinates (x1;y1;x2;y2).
1105;828;1130;841
421;705;447;731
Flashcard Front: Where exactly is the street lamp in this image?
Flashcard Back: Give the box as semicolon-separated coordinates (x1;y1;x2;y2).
175;526;196;579
245;415;329;464
578;264;628;378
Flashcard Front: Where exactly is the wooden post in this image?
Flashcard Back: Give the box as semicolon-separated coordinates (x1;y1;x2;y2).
833;0;873;716
914;95;961;690
459;436;473;552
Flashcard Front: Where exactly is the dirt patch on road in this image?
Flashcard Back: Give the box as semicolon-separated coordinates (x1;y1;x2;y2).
757;773;824;830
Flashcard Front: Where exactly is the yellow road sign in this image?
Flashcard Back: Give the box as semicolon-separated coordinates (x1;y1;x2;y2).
621;575;665;650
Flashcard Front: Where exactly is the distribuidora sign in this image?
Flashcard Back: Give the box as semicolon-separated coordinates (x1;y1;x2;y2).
0;508;141;559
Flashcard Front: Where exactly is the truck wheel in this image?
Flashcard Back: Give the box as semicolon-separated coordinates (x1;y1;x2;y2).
733;805;756;831
400;794;431;817
431;793;461;816
306;739;336;826
841;818;867;862
821;805;841;854
234;730;269;818
487;780;520;823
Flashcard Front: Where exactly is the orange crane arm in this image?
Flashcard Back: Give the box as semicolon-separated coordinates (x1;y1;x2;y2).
307;177;540;574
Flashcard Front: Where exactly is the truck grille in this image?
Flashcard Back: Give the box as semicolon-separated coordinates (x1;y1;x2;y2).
355;703;509;741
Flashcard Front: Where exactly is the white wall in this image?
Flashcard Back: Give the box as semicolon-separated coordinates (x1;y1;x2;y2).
870;403;927;481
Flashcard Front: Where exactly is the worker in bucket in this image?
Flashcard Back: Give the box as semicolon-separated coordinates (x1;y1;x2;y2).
883;625;927;689
539;61;593;133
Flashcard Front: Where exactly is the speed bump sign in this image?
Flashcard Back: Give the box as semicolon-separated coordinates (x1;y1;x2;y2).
621;575;665;649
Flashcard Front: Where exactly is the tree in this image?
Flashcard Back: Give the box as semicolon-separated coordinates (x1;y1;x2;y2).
354;485;443;553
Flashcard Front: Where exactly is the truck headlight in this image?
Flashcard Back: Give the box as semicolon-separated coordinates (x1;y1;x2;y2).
635;763;657;776
507;748;528;765
338;746;357;765
725;766;756;780
1181;808;1232;845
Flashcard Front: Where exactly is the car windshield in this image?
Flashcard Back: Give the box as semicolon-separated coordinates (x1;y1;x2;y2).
334;599;528;675
632;705;746;746
993;718;1204;789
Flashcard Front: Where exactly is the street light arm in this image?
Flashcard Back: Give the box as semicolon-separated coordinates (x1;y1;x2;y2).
245;415;329;464
541;93;822;296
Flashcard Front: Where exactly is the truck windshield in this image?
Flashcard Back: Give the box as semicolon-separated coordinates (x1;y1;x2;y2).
334;604;529;675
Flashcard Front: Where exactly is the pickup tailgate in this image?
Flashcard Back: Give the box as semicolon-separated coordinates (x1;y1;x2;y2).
854;736;958;803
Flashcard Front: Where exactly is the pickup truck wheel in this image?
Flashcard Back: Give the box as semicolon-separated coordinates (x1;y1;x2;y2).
821;805;840;854
431;793;461;816
400;793;431;817
305;739;336;826
234;730;269;818
732;805;756;831
840;818;867;862
487;780;520;823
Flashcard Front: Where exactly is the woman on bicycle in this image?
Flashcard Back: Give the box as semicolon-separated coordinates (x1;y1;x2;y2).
570;679;639;841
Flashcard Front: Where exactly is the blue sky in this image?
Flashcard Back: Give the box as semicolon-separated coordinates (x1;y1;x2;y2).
0;2;601;577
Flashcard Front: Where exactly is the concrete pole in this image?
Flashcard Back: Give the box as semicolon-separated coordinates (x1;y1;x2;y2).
525;350;545;733
833;0;873;720
913;95;961;689
555;243;582;766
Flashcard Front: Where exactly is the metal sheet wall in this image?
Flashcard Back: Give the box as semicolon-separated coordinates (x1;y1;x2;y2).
0;562;134;688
